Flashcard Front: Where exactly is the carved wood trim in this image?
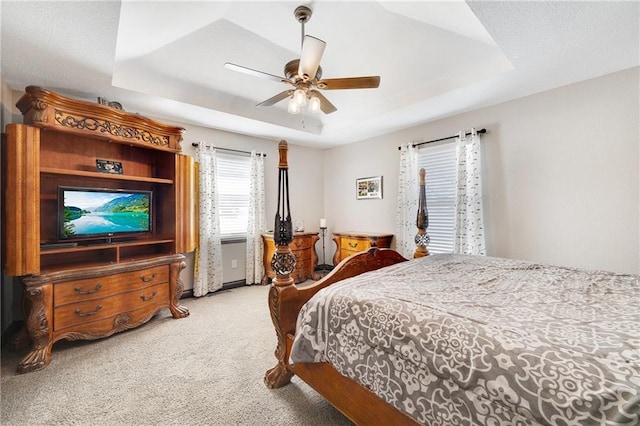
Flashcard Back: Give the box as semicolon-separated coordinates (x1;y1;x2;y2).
54;110;170;147
18;284;54;373
264;285;295;388
58;309;162;341
169;261;190;318
16;86;184;152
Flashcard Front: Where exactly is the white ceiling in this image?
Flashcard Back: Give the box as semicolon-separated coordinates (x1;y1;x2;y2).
2;1;638;149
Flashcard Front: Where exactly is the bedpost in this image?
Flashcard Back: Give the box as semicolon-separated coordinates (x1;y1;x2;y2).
265;140;296;388
414;168;430;258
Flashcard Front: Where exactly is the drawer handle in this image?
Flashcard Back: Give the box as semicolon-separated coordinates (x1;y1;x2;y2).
74;283;103;295
75;305;103;317
140;273;157;283
294;241;303;248
348;242;359;248
140;291;158;302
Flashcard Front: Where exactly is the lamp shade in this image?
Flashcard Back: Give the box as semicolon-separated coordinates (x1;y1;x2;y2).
309;95;321;113
293;88;307;106
287;98;300;114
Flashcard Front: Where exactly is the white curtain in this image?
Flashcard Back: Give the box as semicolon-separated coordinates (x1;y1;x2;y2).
454;128;486;255
194;145;224;296
395;143;419;259
245;151;266;284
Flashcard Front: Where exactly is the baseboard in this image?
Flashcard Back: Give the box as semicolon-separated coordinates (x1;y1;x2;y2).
1;320;23;349
222;279;247;290
181;279;248;299
315;264;334;272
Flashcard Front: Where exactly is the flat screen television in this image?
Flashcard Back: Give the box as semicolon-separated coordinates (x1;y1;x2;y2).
58;186;153;241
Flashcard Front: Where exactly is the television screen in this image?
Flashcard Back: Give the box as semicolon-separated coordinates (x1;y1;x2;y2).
58;186;152;240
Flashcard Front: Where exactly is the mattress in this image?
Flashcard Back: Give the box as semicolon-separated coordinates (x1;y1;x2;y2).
290;254;640;425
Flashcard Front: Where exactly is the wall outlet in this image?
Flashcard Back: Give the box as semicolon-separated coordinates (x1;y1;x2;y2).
231;259;238;269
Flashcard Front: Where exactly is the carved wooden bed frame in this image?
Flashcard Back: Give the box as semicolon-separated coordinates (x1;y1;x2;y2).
264;143;428;425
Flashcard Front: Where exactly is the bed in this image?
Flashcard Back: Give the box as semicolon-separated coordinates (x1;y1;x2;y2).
264;142;640;425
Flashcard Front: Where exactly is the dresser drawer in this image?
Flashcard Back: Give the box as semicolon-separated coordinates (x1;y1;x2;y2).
54;265;169;307
293;260;310;283
292;249;308;263
340;249;360;261
54;283;169;331
333;233;394;265
340;238;368;252
291;236;313;251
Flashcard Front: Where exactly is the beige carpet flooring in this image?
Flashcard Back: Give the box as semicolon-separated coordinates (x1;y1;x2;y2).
1;284;353;425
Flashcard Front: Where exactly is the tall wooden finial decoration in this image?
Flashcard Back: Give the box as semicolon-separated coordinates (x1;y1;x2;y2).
265;140;297;389
414;168;430;258
271;140;296;286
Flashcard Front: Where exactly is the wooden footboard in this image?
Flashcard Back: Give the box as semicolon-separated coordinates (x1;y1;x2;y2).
264;248;417;424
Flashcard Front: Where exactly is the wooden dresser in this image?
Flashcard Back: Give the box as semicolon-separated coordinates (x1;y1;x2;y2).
332;232;394;265
2;86;196;373
262;232;320;284
18;255;187;373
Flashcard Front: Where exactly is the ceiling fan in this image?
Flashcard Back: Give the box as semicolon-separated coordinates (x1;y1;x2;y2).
224;5;380;115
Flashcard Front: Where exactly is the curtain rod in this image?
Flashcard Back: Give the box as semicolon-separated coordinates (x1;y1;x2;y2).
191;142;266;157
397;128;487;150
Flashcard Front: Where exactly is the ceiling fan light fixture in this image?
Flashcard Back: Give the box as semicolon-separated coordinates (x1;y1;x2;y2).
287;97;301;114
309;95;321;113
293;88;307;106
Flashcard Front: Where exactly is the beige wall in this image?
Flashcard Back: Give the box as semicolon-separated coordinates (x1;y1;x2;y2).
325;66;640;274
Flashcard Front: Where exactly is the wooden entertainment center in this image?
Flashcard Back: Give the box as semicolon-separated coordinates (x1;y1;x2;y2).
2;86;197;373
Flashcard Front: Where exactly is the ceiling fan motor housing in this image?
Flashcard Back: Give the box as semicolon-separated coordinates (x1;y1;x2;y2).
285;59;322;81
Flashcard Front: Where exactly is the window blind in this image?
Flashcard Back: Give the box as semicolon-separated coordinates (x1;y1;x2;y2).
216;152;251;238
417;142;456;253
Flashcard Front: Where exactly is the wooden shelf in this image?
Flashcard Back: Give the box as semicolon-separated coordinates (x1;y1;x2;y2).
40;239;175;255
40;167;173;184
38;252;178;275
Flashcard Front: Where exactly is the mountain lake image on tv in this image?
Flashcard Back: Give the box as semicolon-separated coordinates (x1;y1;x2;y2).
58;187;152;240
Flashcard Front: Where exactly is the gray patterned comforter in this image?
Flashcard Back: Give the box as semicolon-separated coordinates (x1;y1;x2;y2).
289;254;640;425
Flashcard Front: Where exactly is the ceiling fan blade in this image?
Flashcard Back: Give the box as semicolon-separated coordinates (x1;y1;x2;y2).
224;62;292;85
310;90;337;114
316;76;380;90
256;90;292;107
298;35;326;81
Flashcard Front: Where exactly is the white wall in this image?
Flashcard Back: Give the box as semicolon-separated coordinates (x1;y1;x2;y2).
325;67;640;274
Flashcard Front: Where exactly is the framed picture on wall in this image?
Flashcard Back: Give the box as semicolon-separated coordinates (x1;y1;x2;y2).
356;176;383;200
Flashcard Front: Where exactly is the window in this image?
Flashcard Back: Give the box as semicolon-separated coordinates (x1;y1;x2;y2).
417;142;456;253
216;152;251;239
